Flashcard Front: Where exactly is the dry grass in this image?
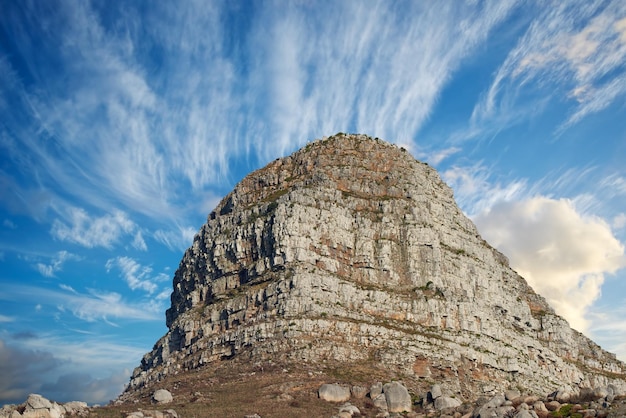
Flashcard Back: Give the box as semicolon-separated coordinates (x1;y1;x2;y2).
88;358;394;418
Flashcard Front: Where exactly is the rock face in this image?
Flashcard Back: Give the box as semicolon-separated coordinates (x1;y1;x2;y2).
126;134;626;399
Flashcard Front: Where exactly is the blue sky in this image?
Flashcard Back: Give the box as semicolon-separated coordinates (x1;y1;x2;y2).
1;0;625;406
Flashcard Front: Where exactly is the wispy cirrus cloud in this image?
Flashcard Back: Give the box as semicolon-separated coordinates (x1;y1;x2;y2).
0;284;161;323
471;1;626;136
105;256;169;295
1;1;524;228
248;0;521;159
35;250;79;278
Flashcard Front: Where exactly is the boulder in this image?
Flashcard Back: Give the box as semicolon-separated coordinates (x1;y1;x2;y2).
430;384;443;400
383;381;412;413
372;393;388;411
435;396;462;410
319;384;351;403
506;390;522;401
370;382;383;399
351;385;368;399
152;389;173;404
338;403;361;416
514;410;538;418
25;394;52;410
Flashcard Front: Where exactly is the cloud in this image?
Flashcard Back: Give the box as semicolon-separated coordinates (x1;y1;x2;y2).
40;370;130;405
614;213;626;230
35;250;79;278
0;339;61;404
0;337;141;405
471;1;626;137
51;207;137;249
154;226;197;252
0;284;161;323
441;163;526;216
105;256;166;294
474;197;625;333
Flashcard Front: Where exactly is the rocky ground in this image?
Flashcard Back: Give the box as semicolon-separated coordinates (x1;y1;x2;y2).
5;358;625;418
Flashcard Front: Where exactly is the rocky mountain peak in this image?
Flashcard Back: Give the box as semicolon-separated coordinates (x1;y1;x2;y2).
125;133;626;403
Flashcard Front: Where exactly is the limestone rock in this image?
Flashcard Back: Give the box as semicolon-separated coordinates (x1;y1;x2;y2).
370;382;383;399
351;385;368;399
435;396;462;410
319;384;351;403
25;394;52;410
121;134;626;400
383;382;412;413
152;389;173;404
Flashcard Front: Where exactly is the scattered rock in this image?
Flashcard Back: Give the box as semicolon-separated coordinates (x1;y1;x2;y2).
152;389;173;404
383;382;412;413
434;396;462;410
430;384;443;400
351;385;368;399
505;390;521;401
0;394;89;418
544;400;561;411
370;382;383;399
338;402;361;416
319;384;351;403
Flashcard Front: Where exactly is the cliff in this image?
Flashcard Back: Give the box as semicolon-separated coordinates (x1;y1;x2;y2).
125;133;626;401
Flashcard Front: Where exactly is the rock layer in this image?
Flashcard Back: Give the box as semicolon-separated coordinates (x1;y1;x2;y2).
126;134;626;399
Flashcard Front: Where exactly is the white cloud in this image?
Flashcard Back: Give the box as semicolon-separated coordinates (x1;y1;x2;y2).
131;231;147;251
474;197;625;333
0;284;161;323
154;226;197;252
471;1;626;137
105;256;169;295
35;250;79;278
614;213;626;230
51;207;137;249
442;163;526;216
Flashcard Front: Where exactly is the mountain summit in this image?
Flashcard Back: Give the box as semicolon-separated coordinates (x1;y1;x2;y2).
124;134;625;402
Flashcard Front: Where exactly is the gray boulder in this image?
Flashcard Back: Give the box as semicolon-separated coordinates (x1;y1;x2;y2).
351;385;368;399
370;382;383;399
25;394;53;410
383;382;412;413
373;393;388;411
514;410;538;418
435;396;462;410
152;389;173;404
319;384;351;403
430;384;443;400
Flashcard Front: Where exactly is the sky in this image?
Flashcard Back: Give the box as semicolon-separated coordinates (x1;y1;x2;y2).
1;0;625;406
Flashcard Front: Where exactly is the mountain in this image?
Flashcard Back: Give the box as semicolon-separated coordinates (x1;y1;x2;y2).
122;133;626;404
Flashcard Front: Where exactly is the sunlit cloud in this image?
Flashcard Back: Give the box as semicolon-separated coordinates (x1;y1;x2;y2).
471;1;626;137
474;197;625;333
